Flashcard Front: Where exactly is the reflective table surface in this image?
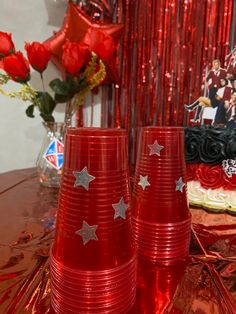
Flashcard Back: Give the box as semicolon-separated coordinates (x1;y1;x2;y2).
0;169;236;313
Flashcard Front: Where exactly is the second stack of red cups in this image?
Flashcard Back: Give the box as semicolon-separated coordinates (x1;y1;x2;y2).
132;127;191;264
50;128;136;314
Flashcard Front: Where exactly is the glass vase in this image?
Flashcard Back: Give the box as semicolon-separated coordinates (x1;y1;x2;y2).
36;122;65;187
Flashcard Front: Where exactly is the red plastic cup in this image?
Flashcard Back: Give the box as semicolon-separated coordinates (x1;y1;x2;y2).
132;127;191;263
50;251;136;314
63;128;129;173
51;127;136;314
136;259;186;313
53;128;135;268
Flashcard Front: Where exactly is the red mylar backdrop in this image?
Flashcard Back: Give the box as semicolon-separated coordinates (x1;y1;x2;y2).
76;1;235;123
115;0;234;164
74;0;236;146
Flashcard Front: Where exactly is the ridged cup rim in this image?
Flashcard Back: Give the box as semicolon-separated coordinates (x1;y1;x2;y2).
66;127;127;137
141;126;184;132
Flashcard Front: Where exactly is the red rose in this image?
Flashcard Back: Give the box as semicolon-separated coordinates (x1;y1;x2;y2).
83;28;116;61
62;41;91;76
25;42;51;73
3;51;30;82
0;31;15;58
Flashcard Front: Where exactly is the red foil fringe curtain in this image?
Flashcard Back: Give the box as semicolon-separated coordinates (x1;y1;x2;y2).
113;0;234;165
76;0;234;131
115;0;234;129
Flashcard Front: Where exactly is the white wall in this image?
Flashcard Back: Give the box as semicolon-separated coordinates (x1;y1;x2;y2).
0;0;68;173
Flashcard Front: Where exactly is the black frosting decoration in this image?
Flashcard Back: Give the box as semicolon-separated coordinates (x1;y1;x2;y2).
185;126;236;164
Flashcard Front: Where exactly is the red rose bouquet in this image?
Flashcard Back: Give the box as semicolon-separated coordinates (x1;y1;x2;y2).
0;31;107;122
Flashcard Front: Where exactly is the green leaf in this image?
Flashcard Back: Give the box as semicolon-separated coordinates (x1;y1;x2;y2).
36;92;56;115
40;113;55;123
54;93;71;103
78;76;88;90
64;75;87;94
50;76;90;105
49;79;70;96
25;104;35;118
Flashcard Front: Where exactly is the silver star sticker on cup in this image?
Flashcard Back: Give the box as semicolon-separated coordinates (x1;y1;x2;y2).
148;140;164;156
75;221;98;245
138;175;150;190
112;197;129;220
73;166;95;191
175;177;185;192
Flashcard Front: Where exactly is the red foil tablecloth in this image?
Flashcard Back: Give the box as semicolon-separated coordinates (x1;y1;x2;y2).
0;169;236;313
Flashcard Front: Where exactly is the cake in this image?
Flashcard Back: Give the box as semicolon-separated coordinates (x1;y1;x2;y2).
185;126;236;214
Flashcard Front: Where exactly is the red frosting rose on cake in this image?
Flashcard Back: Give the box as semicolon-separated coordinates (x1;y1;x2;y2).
196;164;223;189
186;164;198;181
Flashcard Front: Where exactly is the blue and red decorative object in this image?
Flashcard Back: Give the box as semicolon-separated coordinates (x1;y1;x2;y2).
43;138;64;170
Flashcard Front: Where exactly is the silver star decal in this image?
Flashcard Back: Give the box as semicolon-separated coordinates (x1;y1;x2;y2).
175;177;186;192
75;221;98;245
138;175;150;190
112;197;129;220
148;140;164;156
73;167;95;191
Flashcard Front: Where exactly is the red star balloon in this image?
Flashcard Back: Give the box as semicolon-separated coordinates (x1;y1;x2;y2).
44;1;123;83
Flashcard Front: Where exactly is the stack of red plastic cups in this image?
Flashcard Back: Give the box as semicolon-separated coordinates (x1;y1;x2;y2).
132;127;191;264
50;128;136;314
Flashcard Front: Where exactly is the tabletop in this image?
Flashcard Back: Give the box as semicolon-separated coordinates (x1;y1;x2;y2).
0;169;236;313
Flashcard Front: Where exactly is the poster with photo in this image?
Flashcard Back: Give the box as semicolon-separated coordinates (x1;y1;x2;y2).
184;48;236;128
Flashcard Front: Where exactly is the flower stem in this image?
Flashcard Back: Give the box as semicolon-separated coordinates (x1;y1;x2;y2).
40;73;46;92
64;99;74;128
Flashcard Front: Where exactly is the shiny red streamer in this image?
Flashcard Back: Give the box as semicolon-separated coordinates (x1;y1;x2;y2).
110;0;234;164
76;0;235;137
112;0;234;129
